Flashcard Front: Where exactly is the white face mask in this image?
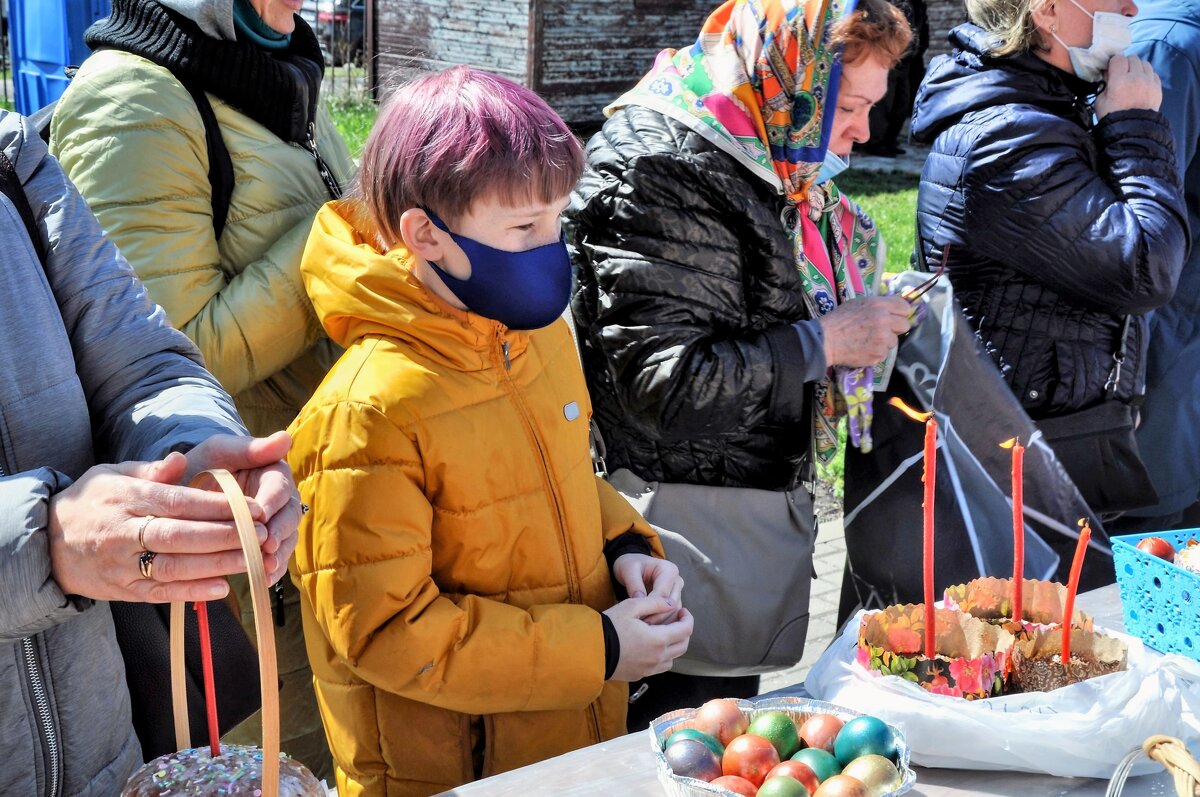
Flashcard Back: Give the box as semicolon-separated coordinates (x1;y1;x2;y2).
817;150;850;184
1050;0;1134;82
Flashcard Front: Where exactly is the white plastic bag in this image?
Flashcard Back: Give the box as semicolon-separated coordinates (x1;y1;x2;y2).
806;612;1200;778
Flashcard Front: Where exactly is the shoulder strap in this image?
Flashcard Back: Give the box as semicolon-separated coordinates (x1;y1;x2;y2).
181;82;234;240
34;62;234;240
0;152;48;266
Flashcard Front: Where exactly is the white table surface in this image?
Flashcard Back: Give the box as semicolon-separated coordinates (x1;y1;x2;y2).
434;584;1190;796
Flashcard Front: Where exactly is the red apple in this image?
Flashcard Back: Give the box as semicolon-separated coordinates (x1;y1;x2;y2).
1136;536;1176;562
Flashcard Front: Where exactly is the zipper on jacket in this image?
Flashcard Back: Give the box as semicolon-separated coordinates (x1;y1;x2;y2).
3;456;63;797
296;121;343;200
22;636;62;797
492;329;579;603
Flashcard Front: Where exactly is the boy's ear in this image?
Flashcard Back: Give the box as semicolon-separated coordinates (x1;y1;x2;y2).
398;208;445;262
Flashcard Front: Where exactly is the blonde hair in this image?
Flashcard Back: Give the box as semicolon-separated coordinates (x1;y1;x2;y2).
829;0;913;68
965;0;1051;55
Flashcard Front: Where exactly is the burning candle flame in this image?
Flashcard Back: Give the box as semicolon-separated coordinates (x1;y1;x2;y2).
888;397;932;422
999;437;1018;449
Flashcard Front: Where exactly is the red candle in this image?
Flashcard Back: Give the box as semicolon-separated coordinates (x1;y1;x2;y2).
923;415;937;659
1012;440;1025;623
1060;522;1092;664
194;602;221;758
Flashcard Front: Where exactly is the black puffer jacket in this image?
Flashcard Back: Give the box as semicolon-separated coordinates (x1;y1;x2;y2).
568;105;817;490
911;24;1188;418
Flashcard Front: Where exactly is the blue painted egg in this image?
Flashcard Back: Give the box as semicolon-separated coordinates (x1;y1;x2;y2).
832;716;895;765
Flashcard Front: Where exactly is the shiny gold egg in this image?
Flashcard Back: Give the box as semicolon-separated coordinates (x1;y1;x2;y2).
840;755;901;796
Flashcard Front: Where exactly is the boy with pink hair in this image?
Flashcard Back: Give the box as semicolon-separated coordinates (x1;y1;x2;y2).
287;66;693;796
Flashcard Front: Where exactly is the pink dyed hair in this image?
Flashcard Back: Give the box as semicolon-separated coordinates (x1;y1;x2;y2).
356;66;584;244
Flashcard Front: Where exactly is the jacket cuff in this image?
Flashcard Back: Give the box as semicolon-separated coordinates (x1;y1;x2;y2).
604;531;655;601
0;469;92;641
601;613;620;680
1095;109;1181;180
763;322;822;423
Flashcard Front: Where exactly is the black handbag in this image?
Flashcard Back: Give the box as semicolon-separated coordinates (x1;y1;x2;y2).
1035;317;1159;517
110;597;262;761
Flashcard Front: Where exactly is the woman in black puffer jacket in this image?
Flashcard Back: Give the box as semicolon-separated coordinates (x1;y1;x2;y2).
911;0;1188;517
569;0;913;728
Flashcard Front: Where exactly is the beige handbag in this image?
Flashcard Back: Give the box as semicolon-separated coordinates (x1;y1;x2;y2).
598;433;818;677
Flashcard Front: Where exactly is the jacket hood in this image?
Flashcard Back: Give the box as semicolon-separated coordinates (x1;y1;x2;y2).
155;0;235;40
912;24;1094;143
303;201;529;372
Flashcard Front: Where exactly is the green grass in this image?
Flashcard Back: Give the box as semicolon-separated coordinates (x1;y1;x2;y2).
326;95;376;159
836;170;920;274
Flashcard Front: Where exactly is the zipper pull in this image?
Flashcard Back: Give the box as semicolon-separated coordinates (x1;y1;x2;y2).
273;581;286;627
501;339;511;370
302;121;343;200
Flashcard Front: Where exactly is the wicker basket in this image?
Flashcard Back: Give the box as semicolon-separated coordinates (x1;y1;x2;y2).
1106;736;1200;797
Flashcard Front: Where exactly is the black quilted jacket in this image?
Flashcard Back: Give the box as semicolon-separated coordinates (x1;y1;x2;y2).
568;105;818;490
911;24;1189;417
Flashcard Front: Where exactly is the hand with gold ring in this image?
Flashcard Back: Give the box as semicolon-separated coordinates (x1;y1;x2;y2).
46;453;269;603
137;515;154;550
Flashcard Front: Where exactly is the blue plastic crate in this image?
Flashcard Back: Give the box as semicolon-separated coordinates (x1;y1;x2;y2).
10;0;111;115
1111;529;1200;661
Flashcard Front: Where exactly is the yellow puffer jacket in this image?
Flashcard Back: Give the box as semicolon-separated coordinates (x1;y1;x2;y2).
289;202;662;796
50;49;356;436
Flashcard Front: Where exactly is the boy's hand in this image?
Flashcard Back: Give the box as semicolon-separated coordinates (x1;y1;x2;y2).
184;431;300;585
613;553;683;624
603;596;694;682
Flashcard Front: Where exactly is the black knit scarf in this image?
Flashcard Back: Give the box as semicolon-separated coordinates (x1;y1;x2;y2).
85;0;325;145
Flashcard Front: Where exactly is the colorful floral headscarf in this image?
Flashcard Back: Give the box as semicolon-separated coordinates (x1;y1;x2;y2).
607;0;885;464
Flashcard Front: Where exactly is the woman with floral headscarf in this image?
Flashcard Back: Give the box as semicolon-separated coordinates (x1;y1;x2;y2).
568;0;912;726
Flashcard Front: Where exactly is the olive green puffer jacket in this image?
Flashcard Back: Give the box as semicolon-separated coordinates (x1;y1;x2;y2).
50;48;355;436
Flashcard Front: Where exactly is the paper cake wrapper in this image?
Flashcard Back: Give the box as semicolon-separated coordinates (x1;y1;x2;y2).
943;578;1093;634
857;605;1013;699
1010;627;1128;693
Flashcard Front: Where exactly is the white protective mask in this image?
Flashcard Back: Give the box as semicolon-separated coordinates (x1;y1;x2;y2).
1050;0;1133;83
817;150;850;184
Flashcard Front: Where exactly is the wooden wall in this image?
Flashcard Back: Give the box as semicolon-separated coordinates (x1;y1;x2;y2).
531;0;712;129
371;0;711;129
373;0;530;94
369;0;968;126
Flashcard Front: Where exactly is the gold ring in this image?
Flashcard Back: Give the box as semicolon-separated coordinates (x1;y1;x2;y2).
138;550;157;580
137;515;155;550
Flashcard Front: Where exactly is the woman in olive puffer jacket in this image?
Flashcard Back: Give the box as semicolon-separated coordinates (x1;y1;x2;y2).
49;0;355;778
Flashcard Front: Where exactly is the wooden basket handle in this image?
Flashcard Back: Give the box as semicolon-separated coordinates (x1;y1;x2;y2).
168;469;279;797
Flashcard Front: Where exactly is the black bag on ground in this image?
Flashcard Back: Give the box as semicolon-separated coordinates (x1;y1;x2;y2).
110;600;262;761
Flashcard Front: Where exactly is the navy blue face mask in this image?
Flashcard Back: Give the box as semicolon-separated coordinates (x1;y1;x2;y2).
422;209;573;331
